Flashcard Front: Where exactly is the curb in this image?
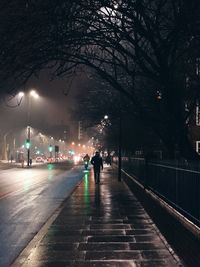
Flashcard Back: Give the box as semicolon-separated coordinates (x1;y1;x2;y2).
122;169;200;266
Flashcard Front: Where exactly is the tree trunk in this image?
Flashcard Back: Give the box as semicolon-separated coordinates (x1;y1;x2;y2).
177;130;200;160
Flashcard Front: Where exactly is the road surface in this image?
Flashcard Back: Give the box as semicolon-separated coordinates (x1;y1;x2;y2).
0;162;85;267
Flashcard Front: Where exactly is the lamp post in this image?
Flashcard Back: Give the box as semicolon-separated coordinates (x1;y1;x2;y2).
118;112;122;182
26;126;31;166
24;89;39;166
3;131;11;161
103;114;122;181
27;90;39;124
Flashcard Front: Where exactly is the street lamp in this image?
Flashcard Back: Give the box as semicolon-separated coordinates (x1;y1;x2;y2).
26;89;39;166
118;112;122;182
3;131;12;161
26;126;31;166
18;91;25;98
30;90;39;99
27;89;39;124
102;114;122;181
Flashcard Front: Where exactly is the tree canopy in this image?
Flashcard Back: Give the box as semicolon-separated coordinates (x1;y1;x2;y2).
0;0;200;159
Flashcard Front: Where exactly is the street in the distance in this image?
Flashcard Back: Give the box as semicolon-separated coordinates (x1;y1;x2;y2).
0;162;84;267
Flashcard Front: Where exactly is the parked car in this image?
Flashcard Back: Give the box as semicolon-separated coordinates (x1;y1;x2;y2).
47;157;53;163
35;156;44;163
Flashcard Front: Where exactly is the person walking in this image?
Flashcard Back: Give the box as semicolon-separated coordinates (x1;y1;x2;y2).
21;158;24;168
83;154;90;170
105;154;112;166
91;151;103;184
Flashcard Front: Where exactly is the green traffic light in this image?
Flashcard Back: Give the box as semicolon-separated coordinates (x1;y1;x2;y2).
49;145;53;152
25;139;31;149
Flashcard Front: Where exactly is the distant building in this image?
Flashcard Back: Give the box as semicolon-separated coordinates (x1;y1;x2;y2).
50;124;70;142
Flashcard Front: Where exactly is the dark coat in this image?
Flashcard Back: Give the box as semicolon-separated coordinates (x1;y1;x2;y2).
91;155;103;170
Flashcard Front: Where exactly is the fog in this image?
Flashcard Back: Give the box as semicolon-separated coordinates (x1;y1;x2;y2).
0;70;88;135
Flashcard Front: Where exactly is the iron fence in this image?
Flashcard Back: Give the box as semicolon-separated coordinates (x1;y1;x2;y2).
122;157;200;227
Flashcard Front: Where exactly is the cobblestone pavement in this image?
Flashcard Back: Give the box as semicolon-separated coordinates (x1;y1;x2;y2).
13;167;183;267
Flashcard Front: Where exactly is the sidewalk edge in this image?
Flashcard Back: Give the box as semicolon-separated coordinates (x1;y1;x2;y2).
122;169;185;266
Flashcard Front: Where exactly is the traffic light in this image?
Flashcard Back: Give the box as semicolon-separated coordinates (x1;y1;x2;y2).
25;139;31;149
48;145;53;152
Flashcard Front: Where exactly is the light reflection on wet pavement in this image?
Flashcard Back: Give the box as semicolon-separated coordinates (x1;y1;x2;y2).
15;167;182;267
0;163;84;267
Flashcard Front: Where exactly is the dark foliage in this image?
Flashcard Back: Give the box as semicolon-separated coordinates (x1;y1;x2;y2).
0;0;200;159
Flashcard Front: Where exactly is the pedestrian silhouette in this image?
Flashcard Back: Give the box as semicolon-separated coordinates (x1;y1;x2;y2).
21;158;24;168
105;154;112;165
83;154;90;170
91;151;103;184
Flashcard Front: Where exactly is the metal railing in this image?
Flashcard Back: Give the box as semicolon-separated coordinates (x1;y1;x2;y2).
122;157;200;227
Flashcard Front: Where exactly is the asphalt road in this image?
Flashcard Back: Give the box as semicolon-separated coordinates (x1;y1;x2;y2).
0;162;85;267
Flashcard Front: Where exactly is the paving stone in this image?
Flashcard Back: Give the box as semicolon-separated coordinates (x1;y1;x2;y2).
88;235;136;242
85;251;141;260
91;217;127;222
29;250;85;261
125;229;156;235
90;224;131;230
90;219;124;224
34;243;79;251
141;249;173;260
137;260;178;267
50;223;90;229
134;235;162;242
91;215;127;220
53;218;89;224
46;229;83;237
129;242;166;250
41;235;88;244
78;242;130;251
82;229;125;235
130;224;155;230
73;262;138;267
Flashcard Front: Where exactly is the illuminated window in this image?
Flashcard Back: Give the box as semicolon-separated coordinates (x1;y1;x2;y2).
196;104;200;126
196;58;200;76
196;141;200;154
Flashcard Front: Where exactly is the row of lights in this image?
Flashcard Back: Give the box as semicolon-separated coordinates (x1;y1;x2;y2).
71;142;93;150
18;90;39;99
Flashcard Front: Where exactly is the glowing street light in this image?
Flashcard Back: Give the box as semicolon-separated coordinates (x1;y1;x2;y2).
18;91;25;98
27;89;40;166
104;115;109;120
26;126;31;166
30;90;39;99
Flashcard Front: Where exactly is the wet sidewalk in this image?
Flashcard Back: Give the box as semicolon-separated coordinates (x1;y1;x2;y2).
13;167;183;267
